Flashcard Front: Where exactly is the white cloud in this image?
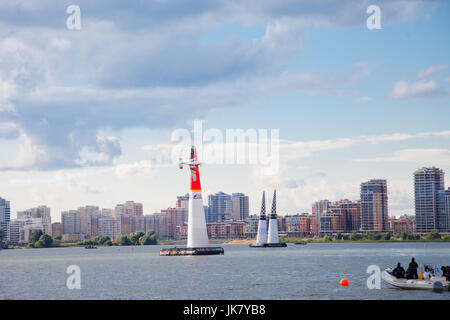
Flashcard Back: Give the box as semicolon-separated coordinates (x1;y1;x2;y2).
115;160;155;178
280;138;358;160
76;136;122;167
0;122;20;139
417;64;448;79
365;130;450;144
0;0;432;172
354;149;450;165
391;79;441;99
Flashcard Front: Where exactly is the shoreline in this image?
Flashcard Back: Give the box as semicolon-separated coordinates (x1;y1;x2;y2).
2;238;450;250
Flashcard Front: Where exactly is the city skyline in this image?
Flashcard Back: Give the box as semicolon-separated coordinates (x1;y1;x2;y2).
3;165;449;224
4;166;450;244
0;1;449;222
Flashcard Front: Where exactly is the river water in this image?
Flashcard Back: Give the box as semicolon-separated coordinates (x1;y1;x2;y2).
1;242;449;300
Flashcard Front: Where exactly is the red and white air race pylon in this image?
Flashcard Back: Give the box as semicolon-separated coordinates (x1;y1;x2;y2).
179;146;209;248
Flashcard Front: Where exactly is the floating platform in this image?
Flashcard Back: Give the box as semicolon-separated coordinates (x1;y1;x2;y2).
294;242;307;245
249;243;287;248
159;247;224;256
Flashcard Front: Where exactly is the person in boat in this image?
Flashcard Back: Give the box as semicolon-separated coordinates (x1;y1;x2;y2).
392;262;405;279
406;258;419;279
441;266;450;281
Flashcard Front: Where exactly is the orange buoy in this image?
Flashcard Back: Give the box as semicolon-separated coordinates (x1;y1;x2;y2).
340;278;349;287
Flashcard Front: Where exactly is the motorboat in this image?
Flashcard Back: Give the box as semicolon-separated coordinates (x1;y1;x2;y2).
382;267;449;291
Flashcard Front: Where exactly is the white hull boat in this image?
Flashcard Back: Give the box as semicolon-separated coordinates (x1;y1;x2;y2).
382;268;449;290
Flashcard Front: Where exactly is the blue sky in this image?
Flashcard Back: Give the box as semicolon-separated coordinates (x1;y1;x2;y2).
0;0;449;221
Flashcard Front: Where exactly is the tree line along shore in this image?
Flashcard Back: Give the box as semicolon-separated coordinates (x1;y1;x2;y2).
279;230;450;243
0;229;158;249
2;230;449;249
225;230;450;244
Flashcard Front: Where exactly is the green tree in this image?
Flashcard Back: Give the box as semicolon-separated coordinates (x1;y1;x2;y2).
401;232;407;240
335;233;342;240
350;232;362;241
40;234;53;247
407;233;420;240
139;233;157;245
115;235;131;246
128;232;145;245
29;230;44;245
373;233;382;241
383;233;391;241
342;234;350;241
34;234;53;248
364;232;374;240
427;230;441;240
93;235;111;245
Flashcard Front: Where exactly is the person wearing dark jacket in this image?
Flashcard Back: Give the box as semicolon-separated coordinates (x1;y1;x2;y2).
441;266;450;281
406;258;419;279
393;263;406;279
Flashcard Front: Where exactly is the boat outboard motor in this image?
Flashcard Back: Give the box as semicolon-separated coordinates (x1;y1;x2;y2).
433;281;444;293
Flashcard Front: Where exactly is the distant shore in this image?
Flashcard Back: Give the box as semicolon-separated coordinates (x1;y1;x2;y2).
225;237;450;244
224;239;254;244
3;236;450;250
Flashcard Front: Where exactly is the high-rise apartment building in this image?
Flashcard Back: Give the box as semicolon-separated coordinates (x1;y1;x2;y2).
17;206;52;235
98;216;121;239
360;179;388;232
0;197;11;237
312;199;331;232
52;222;62;237
161;207;188;238
311;199;360;234
333;199;361;232
231;193;249;221
414;167;449;232
176;194;189;209
207;192;232;222
78;206;100;235
61;210;81;234
312;200;331;217
115;201;143;216
8;218;46;243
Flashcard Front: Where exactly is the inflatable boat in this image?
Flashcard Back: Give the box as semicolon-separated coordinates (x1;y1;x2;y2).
382;268;449;290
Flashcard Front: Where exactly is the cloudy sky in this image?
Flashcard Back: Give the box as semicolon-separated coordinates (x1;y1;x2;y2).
0;0;449;222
